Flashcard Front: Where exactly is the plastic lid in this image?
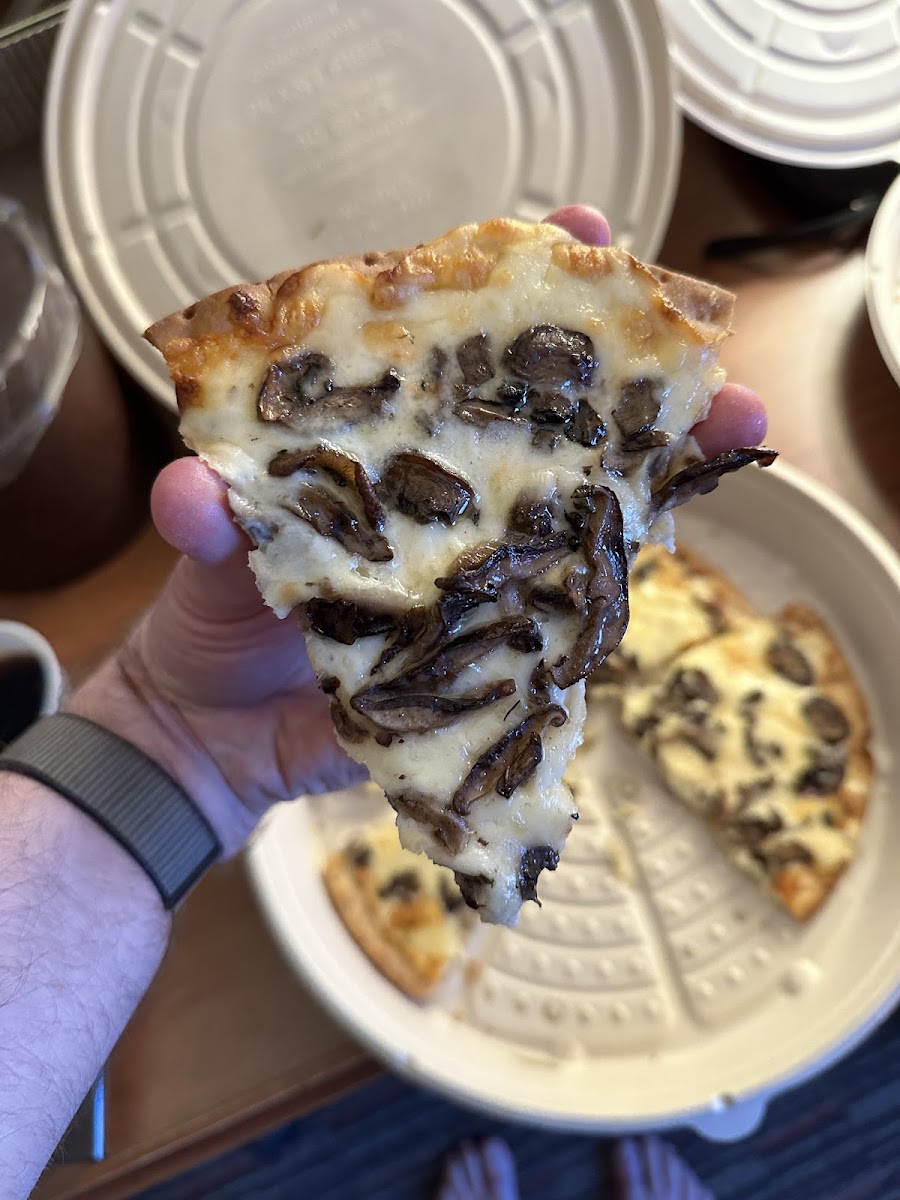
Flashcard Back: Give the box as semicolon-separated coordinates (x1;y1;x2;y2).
45;0;680;411
866;171;900;390
658;0;900;167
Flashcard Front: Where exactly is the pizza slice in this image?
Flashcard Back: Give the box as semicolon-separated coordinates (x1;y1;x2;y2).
619;605;871;919
324;816;473;998
590;543;753;688
146;218;775;924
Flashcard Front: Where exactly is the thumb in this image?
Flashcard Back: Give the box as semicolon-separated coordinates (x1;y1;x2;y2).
151;457;267;624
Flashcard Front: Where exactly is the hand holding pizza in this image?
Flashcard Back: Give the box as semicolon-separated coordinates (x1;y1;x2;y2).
75;206;768;857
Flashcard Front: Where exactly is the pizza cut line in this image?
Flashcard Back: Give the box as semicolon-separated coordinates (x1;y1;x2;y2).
147;218;775;924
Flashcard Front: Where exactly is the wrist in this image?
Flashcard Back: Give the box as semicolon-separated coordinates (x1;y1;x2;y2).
67;651;254;856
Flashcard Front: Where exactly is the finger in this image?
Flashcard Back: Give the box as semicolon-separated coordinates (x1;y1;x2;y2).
544;205;612;247
151;457;246;564
692;383;768;458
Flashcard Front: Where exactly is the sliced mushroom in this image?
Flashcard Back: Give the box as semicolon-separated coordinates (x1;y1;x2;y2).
281;485;393;562
760;841;814;868
588;647;637;687
353;616;540;732
440;877;466;913
257;351;333;422
672;725;720;761
302;597;400;645
735;776;775;810
552;487;629;687
566;400;605;448
325;368;402;422
436;534;571;603
767;637;813;686
454;398;525;427
451;706;568;816
613;379;661;438
420;346;448;395
371;604;445;676
457;333;495;386
378;452;478;526
388;790;468;855
667;668;719;707
803;695;850;744
494;381;529;411
532;428;562;452
505;325;595;387
739;691;781;767
622;428;671;452
269;445;385;531
796;752;846;795
351;678;517;734
517;845;560;903
528;584;575;614
732;809;782;848
329;696;370;744
347;840;372;869
528;659;554;707
378;870;420;901
508;494;559;540
652;447;778;515
529;391;578;424
369;616;542;694
454;872;494;911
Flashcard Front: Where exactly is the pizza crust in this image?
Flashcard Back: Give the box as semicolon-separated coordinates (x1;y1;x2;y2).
146;221;735;389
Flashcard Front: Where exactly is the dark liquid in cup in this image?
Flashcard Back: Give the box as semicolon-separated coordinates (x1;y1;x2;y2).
0;653;45;748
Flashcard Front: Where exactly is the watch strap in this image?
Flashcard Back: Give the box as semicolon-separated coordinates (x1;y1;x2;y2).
0;713;220;908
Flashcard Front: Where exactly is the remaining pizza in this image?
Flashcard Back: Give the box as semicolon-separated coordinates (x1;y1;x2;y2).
589;543;753;688
324;816;473;997
146;218;775;924
619;604;871;919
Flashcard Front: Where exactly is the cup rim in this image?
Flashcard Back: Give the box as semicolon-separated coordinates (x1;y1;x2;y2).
0;619;63;715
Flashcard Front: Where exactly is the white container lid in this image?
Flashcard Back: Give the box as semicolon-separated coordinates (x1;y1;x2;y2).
658;0;900;167
44;0;680;411
865;171;900;390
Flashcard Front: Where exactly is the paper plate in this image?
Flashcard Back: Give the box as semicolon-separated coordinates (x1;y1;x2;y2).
658;0;900;167
865;171;900;392
44;0;680;412
248;460;900;1141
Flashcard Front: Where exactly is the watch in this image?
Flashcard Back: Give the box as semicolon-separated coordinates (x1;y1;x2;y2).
0;713;221;908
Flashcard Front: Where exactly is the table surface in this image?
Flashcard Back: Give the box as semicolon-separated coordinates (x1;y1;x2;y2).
6;123;900;1199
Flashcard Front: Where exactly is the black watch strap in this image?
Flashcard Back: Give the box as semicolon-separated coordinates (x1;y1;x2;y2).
0;713;221;908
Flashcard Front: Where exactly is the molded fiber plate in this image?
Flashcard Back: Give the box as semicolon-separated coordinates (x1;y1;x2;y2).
249;461;900;1140
658;0;900;167
44;0;680;410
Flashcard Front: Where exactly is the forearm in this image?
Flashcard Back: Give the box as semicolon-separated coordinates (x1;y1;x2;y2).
0;771;169;1199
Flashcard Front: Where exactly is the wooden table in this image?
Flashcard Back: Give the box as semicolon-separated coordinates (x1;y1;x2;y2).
5;124;899;1199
